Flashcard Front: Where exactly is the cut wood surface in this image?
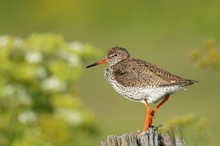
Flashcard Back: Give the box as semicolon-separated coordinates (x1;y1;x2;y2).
99;126;185;146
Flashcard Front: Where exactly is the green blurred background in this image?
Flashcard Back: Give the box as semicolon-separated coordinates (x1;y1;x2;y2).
1;0;220;145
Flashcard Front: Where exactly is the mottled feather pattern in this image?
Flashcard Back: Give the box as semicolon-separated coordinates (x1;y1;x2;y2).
88;46;196;104
103;46;196;103
108;57;193;88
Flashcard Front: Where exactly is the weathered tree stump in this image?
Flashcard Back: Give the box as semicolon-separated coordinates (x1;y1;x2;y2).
99;126;185;146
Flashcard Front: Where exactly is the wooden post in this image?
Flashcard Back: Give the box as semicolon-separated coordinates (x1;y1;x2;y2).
99;126;185;146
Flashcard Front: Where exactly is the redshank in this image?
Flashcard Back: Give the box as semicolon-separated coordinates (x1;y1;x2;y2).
86;46;196;132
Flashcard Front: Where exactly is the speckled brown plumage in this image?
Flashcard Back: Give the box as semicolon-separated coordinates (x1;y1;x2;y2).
86;46;197;132
108;57;195;88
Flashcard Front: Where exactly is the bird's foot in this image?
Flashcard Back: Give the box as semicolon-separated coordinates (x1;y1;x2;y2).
128;131;133;134
128;131;140;137
135;130;142;137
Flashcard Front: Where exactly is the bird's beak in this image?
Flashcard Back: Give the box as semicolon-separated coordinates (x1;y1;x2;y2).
86;58;109;68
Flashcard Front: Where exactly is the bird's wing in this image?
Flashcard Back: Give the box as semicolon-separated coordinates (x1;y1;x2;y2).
113;58;192;88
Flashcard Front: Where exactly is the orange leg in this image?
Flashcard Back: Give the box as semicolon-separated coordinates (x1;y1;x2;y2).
142;99;151;131
142;95;170;132
149;95;170;126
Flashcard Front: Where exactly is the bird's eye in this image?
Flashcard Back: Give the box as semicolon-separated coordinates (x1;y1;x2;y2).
110;53;118;58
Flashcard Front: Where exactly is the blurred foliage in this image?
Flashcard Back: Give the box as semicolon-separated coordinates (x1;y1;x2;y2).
160;114;208;146
190;39;220;77
0;34;101;146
